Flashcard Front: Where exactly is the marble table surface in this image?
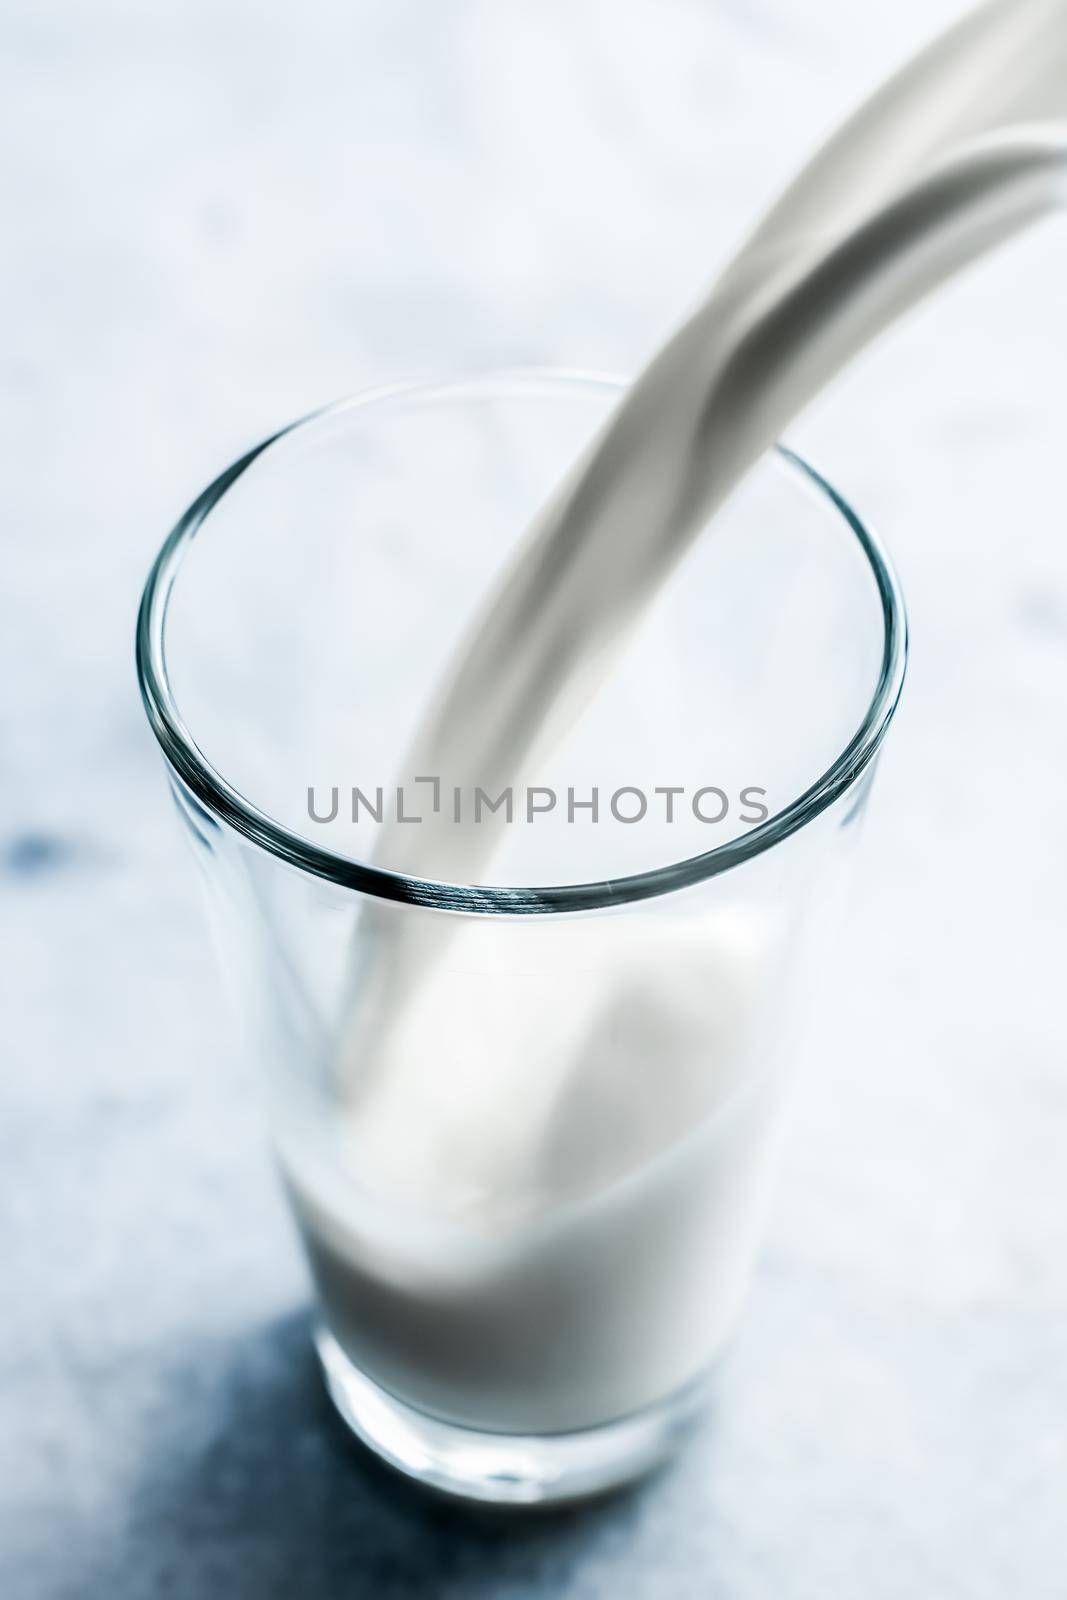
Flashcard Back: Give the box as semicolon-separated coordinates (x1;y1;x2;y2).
3;2;1065;1595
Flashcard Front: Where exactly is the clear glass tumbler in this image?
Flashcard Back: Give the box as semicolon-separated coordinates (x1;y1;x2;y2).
136;371;906;1505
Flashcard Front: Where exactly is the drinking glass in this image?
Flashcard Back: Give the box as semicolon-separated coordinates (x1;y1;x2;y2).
136;371;906;1504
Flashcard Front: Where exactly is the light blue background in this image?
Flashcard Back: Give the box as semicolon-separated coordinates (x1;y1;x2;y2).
3;3;1065;1595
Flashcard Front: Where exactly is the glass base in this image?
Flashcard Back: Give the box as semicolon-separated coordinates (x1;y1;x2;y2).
315;1325;708;1506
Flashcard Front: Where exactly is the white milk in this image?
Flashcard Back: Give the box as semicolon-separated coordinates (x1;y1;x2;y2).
287;0;1067;1434
282;907;792;1431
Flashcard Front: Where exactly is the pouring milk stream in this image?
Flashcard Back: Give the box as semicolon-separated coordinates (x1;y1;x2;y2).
282;1;1067;1433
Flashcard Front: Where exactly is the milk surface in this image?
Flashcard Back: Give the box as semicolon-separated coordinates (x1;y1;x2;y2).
292;0;1067;1434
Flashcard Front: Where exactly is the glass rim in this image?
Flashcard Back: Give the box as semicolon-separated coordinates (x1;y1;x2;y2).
135;368;908;915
